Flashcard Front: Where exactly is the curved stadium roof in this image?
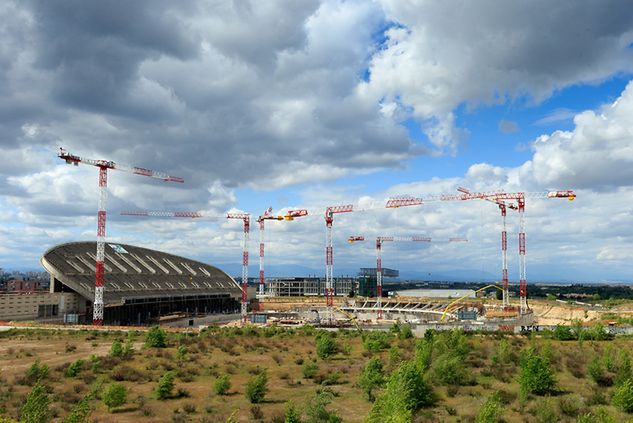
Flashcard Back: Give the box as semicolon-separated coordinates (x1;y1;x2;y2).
41;242;241;306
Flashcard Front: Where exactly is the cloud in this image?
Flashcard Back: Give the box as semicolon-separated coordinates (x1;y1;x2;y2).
535;108;578;126
498;119;519;134
362;0;633;152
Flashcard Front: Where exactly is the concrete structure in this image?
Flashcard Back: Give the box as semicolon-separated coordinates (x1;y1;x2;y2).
0;292;80;321
39;242;243;325
266;277;355;297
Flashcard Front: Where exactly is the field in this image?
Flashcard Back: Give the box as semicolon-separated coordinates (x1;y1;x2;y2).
1;325;633;422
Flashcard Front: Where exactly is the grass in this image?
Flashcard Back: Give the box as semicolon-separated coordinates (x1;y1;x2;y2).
0;326;633;421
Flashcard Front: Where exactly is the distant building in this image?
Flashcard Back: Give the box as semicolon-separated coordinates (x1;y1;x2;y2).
359;268;399;278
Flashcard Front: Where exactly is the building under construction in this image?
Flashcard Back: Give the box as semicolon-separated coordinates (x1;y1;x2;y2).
39;242;242;325
266;277;355;297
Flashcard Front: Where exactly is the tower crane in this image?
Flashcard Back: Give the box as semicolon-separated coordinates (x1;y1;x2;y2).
257;208;308;297
348;235;467;319
385;189;575;314
324;204;354;319
58;148;184;325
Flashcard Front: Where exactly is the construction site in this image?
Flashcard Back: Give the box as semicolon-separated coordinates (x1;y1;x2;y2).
0;149;585;333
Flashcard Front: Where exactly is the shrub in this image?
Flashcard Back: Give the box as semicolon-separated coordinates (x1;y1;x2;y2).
399;324;413;340
577;407;617;423
250;405;264;420
613;379;633;413
20;383;49;423
302;362;319;379
531;398;558;423
519;351;556;396
25;360;49;386
214;375;231;395
552;325;576;341
304;389;341;423
476;392;503;423
246;370;268;404
557;394;583;417
102;383;126;411
358;358;384;401
315;332;338;359
284;401;301;423
110;340;123;357
588;356;613;386
432;354;472;386
66;359;84;378
362;331;391;353
176;345;187;362
145;326;167;348
368;361;435;422
154;371;175;400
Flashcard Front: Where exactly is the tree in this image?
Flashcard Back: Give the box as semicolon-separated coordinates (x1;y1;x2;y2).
316;332;338;359
359;358;384;401
613;379;633;413
145;326;167;348
20;383;49;423
102;383;127;411
284;401;301;423
246;370;268;404
214;375;231;395
362;331;391;353
519;352;557;396
154;371;175;400
110;339;123;357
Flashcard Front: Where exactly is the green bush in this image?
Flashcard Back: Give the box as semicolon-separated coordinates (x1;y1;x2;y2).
66;359;85;378
176;345;187;361
519;350;557;396
316;332;338;359
362;331;391;353
577;407;617;423
558;394;583;417
359;358;384;401
476;392;503;423
302;362;319;379
588;356;613;386
102;383;127;411
284;401;301;423
214;375;231;395
246;370;268;404
154;371;175;400
110;339;123;357
552;325;576;341
613;379;633;413
145;326;167;348
20;383;49;423
25;360;49;386
432;354;472;386
399;324;413;340
305;389;341;423
368;361;435;422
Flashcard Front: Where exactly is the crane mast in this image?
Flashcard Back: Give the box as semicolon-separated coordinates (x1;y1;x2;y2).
58;148;183;325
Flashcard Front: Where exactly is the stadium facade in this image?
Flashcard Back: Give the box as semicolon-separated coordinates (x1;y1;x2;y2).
38;242;242;325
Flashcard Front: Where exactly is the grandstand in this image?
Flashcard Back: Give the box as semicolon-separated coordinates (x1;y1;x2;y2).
41;242;242;325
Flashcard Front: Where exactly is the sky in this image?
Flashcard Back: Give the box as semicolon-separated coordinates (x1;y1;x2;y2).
1;0;633;283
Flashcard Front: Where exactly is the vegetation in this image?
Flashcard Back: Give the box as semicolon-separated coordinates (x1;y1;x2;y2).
20;383;49;423
246;370;268;404
214;374;231;395
315;331;338;359
3;324;633;421
102;383;127;411
144;326;167;348
154;371;175;400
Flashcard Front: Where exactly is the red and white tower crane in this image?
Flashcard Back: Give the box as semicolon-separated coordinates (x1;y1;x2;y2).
386;189;575;314
324;205;354;313
348;235;466;319
257;208;308;296
58;148;184;325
